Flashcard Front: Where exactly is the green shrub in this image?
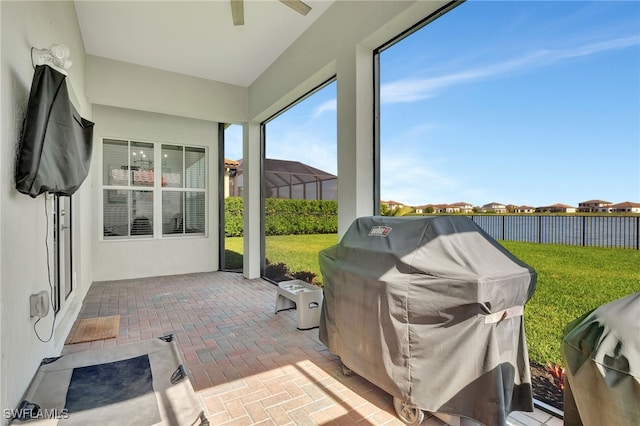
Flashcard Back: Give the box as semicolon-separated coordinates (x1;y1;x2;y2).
264;259;291;282
224;197;337;237
291;270;318;284
224;197;244;237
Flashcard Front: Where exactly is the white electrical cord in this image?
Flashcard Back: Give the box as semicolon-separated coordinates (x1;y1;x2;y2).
34;195;57;343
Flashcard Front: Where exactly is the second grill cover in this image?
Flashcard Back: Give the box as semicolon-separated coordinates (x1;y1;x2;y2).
319;216;536;425
562;292;640;426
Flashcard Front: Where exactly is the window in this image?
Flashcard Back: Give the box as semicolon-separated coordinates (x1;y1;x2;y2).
375;1;638;212
161;145;206;236
102;139;206;239
221;124;243;272
262;79;337;282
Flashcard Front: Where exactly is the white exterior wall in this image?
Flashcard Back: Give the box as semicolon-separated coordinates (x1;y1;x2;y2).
91;105;219;281
0;1;92;420
86;55;248;124
242;122;262;279
84;55;248;280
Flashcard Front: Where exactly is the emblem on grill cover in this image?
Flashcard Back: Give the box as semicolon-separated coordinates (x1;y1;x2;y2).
368;226;392;237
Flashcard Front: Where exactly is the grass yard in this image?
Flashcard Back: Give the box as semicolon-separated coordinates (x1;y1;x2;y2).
264;233;339;275
224;234;640;365
501;241;640;364
224;234;338;274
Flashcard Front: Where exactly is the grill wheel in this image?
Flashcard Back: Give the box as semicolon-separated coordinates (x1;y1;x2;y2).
393;396;425;425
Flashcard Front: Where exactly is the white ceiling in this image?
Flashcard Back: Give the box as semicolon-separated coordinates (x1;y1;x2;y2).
74;0;335;87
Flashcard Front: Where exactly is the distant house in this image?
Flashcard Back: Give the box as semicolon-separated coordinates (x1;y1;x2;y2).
433;204;454;213
224;159;240;198
536;203;577;213
414;202;473;214
610;201;640;214
416;203;461;213
383;200;405;210
515;206;536;213
450;202;474;213
578;199;612;213
229;158;337;201
482;202;507;213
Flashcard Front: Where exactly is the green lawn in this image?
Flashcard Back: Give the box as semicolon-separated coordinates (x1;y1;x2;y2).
224;234;640;365
501;241;640;364
224;234;338;274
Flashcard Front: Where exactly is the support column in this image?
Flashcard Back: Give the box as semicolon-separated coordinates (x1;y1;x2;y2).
336;45;375;238
242;121;262;279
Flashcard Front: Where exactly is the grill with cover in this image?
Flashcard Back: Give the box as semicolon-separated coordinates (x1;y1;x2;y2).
319;216;537;425
562;291;640;426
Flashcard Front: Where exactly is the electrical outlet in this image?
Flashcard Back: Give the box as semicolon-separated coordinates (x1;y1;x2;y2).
30;291;49;318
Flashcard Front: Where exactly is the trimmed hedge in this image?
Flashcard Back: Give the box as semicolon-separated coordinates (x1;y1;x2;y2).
224;197;338;237
224;197;244;237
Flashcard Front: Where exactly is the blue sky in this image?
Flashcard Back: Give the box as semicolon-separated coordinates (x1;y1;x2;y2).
227;0;640;208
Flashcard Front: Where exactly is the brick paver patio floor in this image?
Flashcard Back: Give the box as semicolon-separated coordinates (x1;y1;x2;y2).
62;272;562;426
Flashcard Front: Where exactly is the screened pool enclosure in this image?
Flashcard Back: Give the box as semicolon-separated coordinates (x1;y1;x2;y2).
228;158;337;201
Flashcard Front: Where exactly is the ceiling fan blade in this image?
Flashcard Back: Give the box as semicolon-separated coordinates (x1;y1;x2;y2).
230;0;244;26
279;0;312;16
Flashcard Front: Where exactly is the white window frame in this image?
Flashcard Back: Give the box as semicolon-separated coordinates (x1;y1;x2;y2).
160;144;207;238
101;138;207;240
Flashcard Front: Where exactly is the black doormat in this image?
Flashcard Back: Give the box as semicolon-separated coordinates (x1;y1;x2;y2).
65;354;156;415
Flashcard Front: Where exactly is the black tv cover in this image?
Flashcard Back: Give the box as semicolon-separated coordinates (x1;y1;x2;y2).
15;65;94;198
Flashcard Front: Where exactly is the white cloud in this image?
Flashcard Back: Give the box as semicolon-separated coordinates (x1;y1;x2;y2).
266;127;337;175
381;35;640;104
380;154;459;206
312;99;337;118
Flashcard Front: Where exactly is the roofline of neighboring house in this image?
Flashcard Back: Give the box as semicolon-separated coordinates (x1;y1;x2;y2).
579;199;612;204
234;158;336;179
610;201;640;208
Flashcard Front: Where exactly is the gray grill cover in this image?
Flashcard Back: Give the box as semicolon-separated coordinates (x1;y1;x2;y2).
562;292;640;426
319;216;536;425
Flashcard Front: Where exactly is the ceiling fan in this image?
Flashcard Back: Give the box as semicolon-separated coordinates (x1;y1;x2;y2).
230;0;312;26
